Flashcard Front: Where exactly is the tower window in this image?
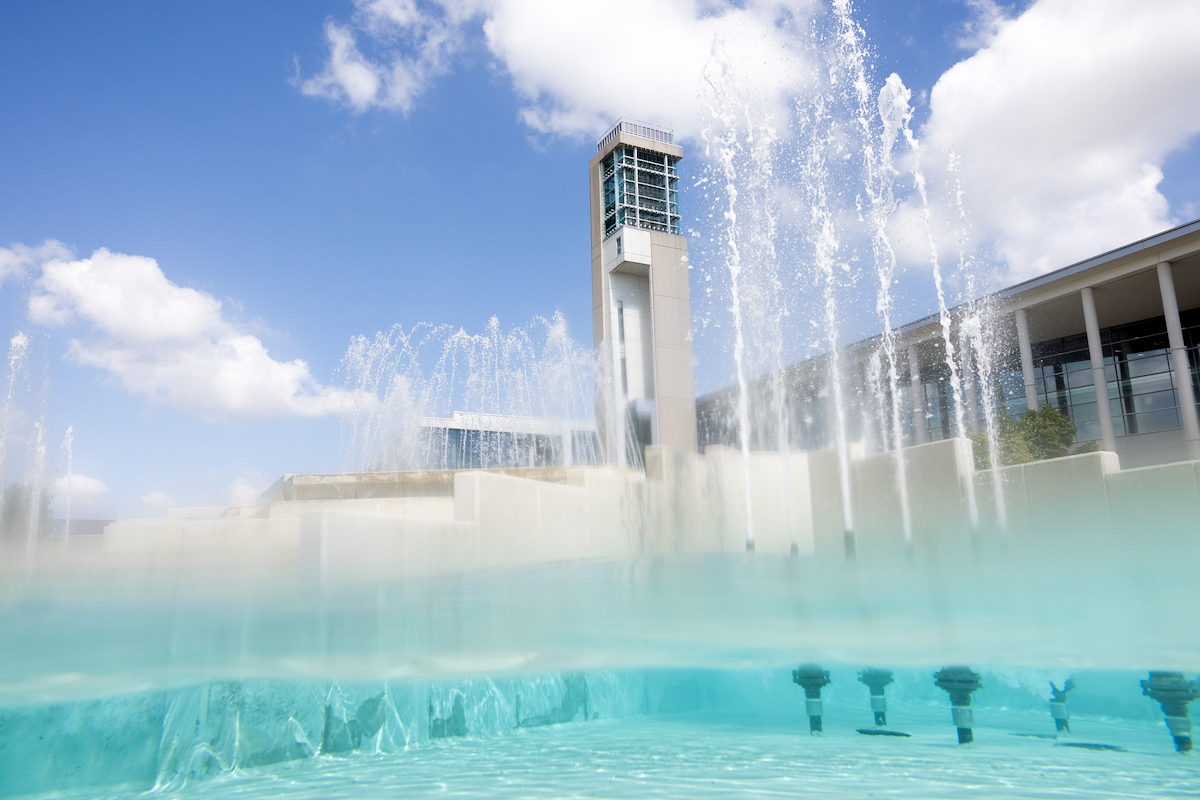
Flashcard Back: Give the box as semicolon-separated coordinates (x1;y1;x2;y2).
603;145;680;238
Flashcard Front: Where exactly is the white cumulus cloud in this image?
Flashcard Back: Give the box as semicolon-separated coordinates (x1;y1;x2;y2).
303;0;1200;288
478;0;815;139
228;471;270;503
301;0;818;139
26;246;361;421
922;0;1200;282
0;239;72;288
55;472;112;519
140;491;175;513
301;0;472;113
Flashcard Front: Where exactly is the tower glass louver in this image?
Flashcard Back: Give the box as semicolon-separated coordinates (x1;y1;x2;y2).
601;145;681;238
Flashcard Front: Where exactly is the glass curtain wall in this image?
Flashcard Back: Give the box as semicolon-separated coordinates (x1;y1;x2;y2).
914;360;955;444
602;146;681;238
696;308;1200;454
993;350;1029;419
1183;307;1200;419
1032;312;1200;443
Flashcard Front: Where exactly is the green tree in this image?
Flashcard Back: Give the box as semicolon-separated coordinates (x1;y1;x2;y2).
968;410;1032;470
967;405;1091;469
1020;404;1079;460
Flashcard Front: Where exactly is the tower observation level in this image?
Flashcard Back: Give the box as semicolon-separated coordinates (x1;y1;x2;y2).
600;134;682;237
589;118;698;465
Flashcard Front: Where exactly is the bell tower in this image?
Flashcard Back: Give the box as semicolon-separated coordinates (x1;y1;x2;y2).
589;119;697;464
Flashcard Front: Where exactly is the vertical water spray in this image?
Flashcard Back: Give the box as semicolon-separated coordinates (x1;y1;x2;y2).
340;315;596;473
61;425;74;540
862;73;916;550
703;39;757;551
866;350;887;455
341;322;446;472
26;419;46;553
959;327;980;432
592;338;623;468
746;117;802;555
803;84;855;557
963;315;1008;529
949;149;1008;530
898;103;980;531
776;374;801;555
0;332;29;497
805;0;880;558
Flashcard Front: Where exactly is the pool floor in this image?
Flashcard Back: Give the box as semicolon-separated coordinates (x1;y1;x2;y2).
53;707;1197;799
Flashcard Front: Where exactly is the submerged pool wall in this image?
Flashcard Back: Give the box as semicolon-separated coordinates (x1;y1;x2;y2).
0;667;1177;798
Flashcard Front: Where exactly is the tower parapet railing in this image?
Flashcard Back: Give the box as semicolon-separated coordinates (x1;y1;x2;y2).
597;118;674;152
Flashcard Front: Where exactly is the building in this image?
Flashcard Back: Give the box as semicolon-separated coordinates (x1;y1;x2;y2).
698;219;1200;470
418;412;599;470
589;119;698;465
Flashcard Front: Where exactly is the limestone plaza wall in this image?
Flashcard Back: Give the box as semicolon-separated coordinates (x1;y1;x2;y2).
59;438;1198;590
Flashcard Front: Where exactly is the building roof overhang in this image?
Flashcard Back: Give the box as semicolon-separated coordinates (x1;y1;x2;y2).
696;217;1200;404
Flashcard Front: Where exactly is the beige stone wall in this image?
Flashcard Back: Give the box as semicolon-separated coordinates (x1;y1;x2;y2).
23;441;1199;595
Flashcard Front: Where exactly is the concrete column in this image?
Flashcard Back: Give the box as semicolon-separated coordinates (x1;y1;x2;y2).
1157;261;1200;460
908;343;928;444
1015;308;1039;412
1081;287;1118;454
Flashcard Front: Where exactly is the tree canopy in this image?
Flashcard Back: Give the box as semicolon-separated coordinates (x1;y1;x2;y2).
967;405;1097;470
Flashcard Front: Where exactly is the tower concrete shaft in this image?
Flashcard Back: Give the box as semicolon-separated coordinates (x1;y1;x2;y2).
589;119;697;465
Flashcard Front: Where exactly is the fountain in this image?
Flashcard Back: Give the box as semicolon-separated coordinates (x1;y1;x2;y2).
2;1;1200;798
0;331;53;551
339;313;599;473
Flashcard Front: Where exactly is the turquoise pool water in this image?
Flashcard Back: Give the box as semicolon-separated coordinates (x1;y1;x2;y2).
2;549;1197;797
7;684;1197;799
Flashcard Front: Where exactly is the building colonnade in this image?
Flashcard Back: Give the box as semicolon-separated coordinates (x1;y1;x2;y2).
998;260;1200;461
698;221;1200;470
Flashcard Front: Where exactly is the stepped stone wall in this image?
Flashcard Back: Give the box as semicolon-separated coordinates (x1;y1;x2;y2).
65;440;1198;588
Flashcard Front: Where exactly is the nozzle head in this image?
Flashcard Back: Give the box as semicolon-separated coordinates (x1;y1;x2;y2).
859;668;894;694
934;666;982;706
793;664;831;696
1141;672;1198;715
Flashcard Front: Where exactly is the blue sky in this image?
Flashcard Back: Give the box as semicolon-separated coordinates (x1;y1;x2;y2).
2;0;1198;518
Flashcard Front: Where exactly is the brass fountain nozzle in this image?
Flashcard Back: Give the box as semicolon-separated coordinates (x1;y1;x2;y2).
858;668;894;727
793;664;831;733
1141;672;1198;753
934;666;982;744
